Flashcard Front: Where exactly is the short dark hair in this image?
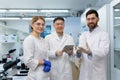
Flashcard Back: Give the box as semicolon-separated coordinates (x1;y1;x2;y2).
86;9;99;18
53;17;65;23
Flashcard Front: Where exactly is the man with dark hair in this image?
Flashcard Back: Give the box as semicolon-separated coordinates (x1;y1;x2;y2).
45;17;75;80
53;16;65;23
86;9;99;18
77;9;110;80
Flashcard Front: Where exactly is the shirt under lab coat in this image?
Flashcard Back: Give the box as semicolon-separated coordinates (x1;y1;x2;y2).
45;32;75;80
78;26;110;80
23;35;50;80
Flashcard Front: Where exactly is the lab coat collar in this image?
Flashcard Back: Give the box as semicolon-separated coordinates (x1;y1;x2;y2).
89;26;100;34
53;32;67;41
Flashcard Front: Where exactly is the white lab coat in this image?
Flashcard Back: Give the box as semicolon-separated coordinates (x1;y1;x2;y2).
45;32;75;80
23;35;50;80
78;27;110;80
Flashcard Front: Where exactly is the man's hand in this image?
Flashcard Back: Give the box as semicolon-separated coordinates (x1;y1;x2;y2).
55;50;63;57
77;43;91;55
63;47;74;56
77;47;91;54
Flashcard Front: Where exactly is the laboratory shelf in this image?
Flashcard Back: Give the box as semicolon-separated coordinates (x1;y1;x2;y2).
114;24;120;28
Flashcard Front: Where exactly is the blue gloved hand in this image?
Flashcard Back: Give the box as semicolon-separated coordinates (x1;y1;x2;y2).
43;65;51;72
43;59;51;72
43;59;51;67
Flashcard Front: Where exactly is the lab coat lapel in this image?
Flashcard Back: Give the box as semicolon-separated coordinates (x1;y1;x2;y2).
87;27;100;50
53;32;60;41
59;33;67;48
53;32;67;50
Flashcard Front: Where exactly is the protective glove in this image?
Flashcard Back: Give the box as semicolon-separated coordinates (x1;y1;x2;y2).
43;59;51;72
43;65;51;72
43;59;51;67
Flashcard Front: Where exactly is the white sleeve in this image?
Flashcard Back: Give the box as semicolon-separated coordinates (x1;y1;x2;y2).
45;36;57;59
91;32;110;60
78;33;87;48
75;34;86;59
67;35;75;45
23;38;38;71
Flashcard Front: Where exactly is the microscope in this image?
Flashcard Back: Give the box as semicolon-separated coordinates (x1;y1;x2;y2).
0;59;20;80
2;49;16;63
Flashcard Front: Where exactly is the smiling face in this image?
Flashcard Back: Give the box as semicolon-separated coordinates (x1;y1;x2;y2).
53;19;64;33
31;16;45;34
86;9;99;32
31;19;45;34
86;13;99;31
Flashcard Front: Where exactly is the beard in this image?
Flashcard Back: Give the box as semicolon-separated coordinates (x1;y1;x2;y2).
87;22;97;31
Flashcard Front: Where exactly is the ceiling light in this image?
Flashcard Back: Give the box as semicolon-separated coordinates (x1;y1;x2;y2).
0;10;7;12
45;18;54;20
114;17;120;19
22;18;32;20
40;10;69;13
45;17;66;20
114;9;120;12
9;10;38;12
0;18;20;20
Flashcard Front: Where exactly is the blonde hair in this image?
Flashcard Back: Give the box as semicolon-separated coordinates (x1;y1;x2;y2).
30;16;45;29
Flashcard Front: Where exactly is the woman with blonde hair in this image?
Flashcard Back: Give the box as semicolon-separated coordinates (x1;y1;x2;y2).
23;16;51;80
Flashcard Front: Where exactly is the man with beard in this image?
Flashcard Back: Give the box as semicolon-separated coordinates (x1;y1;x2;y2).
77;9;110;80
